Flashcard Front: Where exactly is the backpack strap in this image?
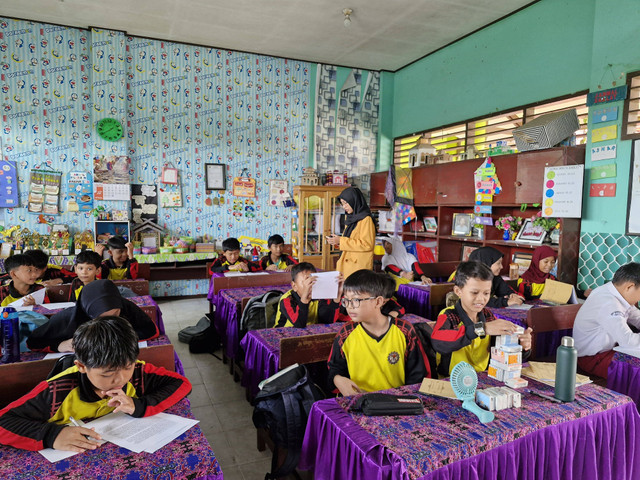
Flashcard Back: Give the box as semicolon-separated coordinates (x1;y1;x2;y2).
265;390;304;479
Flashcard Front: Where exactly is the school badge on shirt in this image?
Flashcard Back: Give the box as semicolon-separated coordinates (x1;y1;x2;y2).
388;351;400;365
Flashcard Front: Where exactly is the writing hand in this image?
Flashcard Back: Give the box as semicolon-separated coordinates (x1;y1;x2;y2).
53;426;102;453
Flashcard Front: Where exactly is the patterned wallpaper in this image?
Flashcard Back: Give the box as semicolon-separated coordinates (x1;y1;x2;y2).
579;232;640;289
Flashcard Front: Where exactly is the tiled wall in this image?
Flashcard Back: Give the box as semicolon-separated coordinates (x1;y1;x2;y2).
579;232;640;289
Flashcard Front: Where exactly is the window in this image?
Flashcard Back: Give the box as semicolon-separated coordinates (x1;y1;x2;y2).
394;92;588;165
622;70;640;140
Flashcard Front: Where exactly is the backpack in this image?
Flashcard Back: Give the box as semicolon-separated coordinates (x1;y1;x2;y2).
178;314;222;354
239;290;283;337
252;364;325;480
413;322;439;379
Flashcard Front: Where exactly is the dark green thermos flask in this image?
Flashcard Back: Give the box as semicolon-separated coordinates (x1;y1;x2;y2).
554;336;577;402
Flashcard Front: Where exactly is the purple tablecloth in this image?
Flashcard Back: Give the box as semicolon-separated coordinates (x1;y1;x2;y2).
206;272;224;302
300;376;640;480
397;284;431;318
608;351;640;409
0;398;223;480
240;314;428;397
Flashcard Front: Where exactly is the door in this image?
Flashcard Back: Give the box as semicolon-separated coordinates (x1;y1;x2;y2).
412;164;438;205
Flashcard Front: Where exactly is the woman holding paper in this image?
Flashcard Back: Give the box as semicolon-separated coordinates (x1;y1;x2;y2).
517;245;557;300
326;187;375;279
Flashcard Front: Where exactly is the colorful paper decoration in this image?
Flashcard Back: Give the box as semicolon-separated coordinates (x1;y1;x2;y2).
0;160;19;208
592;106;618;124
591;125;617;143
161;166;179;185
65;171;93;212
394;166;414;204
232;169;256;198
269;179;289;206
28;169;61;215
590;183;617;197
395;203;416;225
591;144;617;161
159;184;183;208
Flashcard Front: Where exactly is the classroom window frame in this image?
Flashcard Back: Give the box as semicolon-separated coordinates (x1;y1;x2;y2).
621;70;640;141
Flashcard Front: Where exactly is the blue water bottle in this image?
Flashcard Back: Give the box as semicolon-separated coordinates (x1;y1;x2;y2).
1;306;20;364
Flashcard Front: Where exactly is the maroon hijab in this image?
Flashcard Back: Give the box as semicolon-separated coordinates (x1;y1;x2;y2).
521;245;557;283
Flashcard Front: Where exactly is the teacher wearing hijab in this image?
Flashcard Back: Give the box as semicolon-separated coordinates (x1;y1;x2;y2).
326;186;376;279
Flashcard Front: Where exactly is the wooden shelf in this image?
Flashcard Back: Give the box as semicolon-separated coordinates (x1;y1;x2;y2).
439;235;484;243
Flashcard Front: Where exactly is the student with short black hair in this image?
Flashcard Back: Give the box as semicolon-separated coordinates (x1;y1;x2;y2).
0;254;49;307
431;261;532;377
24;249;77;286
379;272;406;318
574;262;640;378
208;237;259;274
0;315;191;452
69;250;103;301
97;236;139;280
327;269;429;396
260;234;298;271
274;262;346;328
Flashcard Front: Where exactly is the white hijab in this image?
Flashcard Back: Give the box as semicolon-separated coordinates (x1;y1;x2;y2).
381;236;417;272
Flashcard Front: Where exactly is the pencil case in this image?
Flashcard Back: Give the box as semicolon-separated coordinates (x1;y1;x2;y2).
351;393;424;416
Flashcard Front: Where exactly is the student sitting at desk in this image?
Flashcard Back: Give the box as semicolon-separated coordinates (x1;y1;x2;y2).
574;262;640;378
96;236;139;281
25;249;77;286
69;251;103;302
0;254;49;307
27;280;158;353
328;269;430;396
517;245;557;300
431;261;532;377
381;236;432;287
0;316;191;452
259;234;298;271
274;262;346;328
208;237;260;274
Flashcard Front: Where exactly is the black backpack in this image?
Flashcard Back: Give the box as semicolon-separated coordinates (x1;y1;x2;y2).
239;290;283;337
252;364;325;480
178;314;222;354
413;322;439;379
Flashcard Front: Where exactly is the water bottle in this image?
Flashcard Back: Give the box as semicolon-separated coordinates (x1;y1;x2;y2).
554;336;577;402
1;307;20;364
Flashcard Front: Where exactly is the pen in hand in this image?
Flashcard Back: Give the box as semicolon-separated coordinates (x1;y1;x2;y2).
69;416;91;439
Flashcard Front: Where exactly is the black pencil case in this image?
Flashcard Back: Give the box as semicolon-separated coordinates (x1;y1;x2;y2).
352;393;424;416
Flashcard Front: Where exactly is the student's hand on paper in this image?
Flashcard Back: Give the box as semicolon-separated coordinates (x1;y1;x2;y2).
105;389;135;415
237;262;249;272
22;295;36;306
266;264;278;271
518;327;533;351
43;278;64;286
485;319;518;336
53;426;102;452
507;293;525;306
57;339;74;352
333;375;362;397
421;275;433;285
300;275;316;304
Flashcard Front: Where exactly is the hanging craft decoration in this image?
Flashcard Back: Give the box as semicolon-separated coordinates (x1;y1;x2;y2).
28;168;61;215
161;165;179;185
473;157;502;215
158;163;183;208
393;166;414;204
232;168;256;198
65;171;94;212
0;160;19;208
269;171;290;206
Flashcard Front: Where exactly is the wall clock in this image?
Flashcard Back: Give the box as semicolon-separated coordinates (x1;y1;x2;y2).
96;118;123;142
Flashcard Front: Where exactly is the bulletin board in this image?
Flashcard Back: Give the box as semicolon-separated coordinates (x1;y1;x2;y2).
627;141;640;234
131;184;158;224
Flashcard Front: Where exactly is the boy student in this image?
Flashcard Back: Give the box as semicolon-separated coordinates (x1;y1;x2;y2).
431;261;532;377
0;316;191;452
0;254;49;307
574;262;640;378
25;249;77;286
96;236;139;280
69;250;103;301
260;234;298;271
208;237;260;274
328;269;430;396
274;262;347;328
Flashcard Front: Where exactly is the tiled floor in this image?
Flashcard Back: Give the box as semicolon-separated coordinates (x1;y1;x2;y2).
157;297;272;480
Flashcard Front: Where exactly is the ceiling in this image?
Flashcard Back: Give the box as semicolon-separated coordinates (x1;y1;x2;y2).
0;0;536;71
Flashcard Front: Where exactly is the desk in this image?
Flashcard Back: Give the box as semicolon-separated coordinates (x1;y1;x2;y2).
207;271;292;303
300;376;640;480
0;398;223;480
608;351;640;409
240;314;428;398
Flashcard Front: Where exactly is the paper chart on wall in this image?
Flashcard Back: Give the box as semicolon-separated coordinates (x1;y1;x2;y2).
0;160;19;208
28;169;61;215
541;165;584;218
628;141;640;234
65;171;94;212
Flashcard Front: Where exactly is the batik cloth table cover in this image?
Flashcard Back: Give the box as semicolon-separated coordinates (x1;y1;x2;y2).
300;375;640;480
0;398;223;480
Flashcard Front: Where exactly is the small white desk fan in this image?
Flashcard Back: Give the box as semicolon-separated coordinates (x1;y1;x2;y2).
450;361;494;424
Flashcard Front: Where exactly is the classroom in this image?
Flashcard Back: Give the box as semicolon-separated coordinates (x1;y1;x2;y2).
1;0;640;478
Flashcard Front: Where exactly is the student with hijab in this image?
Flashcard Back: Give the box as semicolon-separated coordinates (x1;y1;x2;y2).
326;187;376;279
381;236;432;287
27;280;158;352
517;245;557;300
467;247;524;307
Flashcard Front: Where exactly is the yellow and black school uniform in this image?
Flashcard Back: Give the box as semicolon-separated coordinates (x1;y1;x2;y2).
517;275;556;300
0;282;49;307
208;255;259;275
274;289;346;328
259;253;298;271
327;317;430;392
68;277;88;301
99;257;139;280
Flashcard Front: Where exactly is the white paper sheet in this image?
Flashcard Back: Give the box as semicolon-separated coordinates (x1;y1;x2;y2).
507;303;534;311
8;288;46;307
311;271;340;299
39;302;76;310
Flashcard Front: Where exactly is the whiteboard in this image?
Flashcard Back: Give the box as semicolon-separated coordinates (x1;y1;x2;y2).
627;140;640;234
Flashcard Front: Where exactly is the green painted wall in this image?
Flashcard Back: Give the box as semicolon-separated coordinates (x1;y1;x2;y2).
377;71;395;172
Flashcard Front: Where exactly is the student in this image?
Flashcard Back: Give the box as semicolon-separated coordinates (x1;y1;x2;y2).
27;280;158;352
0;254;49;307
327;269;430;396
431;261;532;377
326;187;376;279
380;272;406;318
208;237;260;274
449;247;524;308
0;315;191;452
24;249;77;286
274;262;346;328
69;250;103;301
381;236;432;287
96;237;139;280
517;245;557;300
260;234;298;271
574;263;640;378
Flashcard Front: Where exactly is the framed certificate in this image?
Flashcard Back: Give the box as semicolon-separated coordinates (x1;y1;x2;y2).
205;163;226;191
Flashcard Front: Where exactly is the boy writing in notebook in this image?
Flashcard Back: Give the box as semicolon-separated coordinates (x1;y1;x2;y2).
260;234;298;271
430;261;532;377
0;315;191;452
208;237;259;274
328;269;430;396
69;250;103;301
96;236;139;280
0;254;49;307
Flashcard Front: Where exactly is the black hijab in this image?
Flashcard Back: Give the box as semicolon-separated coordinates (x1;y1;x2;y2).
338;187;372;238
469;247;503;269
467;247;513;307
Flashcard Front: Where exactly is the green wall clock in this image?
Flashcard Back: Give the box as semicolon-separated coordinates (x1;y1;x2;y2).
96;118;124;142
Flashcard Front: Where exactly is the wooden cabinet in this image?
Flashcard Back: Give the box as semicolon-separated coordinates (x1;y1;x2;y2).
434;161;479;205
369;171;389;208
412;165;438;206
292;185;345;270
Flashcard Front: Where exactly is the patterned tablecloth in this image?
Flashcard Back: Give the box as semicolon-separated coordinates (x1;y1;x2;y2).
300;375;640;480
397;283;431;318
0;398;223;480
135;252;218;263
240;313;428;397
608;351;640;410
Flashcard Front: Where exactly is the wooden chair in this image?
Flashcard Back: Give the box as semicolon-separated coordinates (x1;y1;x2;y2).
279;333;336;369
525;303;581;360
115;279;150;296
429;283;455;320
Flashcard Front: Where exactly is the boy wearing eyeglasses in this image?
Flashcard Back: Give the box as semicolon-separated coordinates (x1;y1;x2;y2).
274;262;347;328
328;269;430;396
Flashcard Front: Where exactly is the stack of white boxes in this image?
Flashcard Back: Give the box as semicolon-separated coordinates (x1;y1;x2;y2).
488;326;528;389
476;386;522;411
